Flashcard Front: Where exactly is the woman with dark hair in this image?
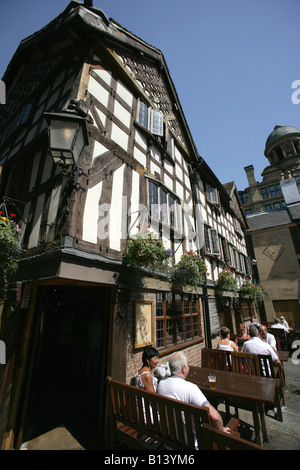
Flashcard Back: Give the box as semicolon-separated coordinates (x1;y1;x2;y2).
136;345;159;392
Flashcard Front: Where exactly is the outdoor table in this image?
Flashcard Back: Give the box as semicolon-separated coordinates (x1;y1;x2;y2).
277;350;289;362
188;366;277;445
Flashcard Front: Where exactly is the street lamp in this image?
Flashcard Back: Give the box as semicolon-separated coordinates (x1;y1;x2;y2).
44;99;90;166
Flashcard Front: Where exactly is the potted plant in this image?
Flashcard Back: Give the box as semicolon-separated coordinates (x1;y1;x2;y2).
0;212;21;298
216;266;238;294
172;250;207;289
123;226;172;273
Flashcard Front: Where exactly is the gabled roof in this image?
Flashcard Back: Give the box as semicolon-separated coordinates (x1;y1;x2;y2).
223;181;248;228
2;1;230;201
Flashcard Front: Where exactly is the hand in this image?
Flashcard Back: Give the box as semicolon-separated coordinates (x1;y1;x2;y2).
222;426;231;434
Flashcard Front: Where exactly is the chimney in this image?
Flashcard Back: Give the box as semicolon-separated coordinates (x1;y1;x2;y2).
84;0;93;7
244;165;257;187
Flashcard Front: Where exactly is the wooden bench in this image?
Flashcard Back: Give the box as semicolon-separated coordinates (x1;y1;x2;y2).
202;423;269;450
106;376;267;450
268;328;292;351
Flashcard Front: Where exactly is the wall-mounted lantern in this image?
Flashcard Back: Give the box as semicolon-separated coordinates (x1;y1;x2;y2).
44;99;90;166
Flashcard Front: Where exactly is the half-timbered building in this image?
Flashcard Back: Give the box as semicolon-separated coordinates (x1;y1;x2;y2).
0;1;252;449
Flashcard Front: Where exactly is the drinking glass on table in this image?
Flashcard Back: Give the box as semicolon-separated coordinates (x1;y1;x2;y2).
208;375;216;389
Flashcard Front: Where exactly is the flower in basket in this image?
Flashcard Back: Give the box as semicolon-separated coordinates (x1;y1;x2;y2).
253;283;270;302
123;227;172;273
0;212;21;298
239;278;256;300
172;250;207;288
216;266;238;293
239;278;269;303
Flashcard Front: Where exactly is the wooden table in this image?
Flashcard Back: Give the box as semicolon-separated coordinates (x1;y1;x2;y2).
277;350;289;362
188;366;277;445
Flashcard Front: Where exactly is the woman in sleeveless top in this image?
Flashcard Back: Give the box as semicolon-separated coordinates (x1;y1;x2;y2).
136;345;159;392
217;326;238;352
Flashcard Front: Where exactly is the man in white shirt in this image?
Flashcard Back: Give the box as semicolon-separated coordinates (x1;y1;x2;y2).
242;326;280;365
157;351;230;435
271;318;289;334
259;325;277;350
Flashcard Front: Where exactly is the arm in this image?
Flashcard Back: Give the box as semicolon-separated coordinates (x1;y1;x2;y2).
205;403;231;434
141;372;156;393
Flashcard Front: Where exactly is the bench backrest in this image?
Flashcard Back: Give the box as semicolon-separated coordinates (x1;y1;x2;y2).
268;328;291;350
257;354;276;378
202;423;268;450
230;351;260;376
201;348;229;370
106;376;211;450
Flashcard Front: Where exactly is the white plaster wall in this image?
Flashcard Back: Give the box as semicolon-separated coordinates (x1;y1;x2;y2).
88;75;109;107
110;164;125;251
111;123;129;151
46;185;62;237
133;145;146;167
128;170;140;237
28;193;45;248
114;100;131;128
29;151;41;191
92;140;109;161
82;181;103;244
93;69;112;86
116;80;133;107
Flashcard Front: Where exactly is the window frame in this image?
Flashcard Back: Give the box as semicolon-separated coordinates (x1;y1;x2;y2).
147;178;180;230
155;292;202;349
137;99;164;136
204;225;220;255
206;183;219;204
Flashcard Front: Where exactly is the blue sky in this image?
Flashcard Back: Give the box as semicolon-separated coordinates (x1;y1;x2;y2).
1;0;299;190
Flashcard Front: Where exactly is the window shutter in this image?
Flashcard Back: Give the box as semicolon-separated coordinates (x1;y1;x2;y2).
222;239;230;264
210;229;220;254
208;299;221;333
151;109;164;136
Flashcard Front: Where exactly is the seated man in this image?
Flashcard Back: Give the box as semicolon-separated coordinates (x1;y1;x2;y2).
271;318;289;334
242;325;281;370
157;351;231;438
259;325;277;351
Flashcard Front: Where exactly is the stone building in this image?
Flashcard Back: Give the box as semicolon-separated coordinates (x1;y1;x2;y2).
239;125;300;327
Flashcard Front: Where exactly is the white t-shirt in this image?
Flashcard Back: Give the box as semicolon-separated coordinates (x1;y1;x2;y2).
157;376;209;407
271;323;289;333
157;376;209;449
265;332;277;350
242;336;278;362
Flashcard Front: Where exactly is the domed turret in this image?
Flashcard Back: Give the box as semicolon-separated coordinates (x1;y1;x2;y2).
265;125;300;156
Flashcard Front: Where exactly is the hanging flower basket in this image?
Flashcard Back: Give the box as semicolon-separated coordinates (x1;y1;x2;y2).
172;251;207;289
239;279;269;304
123;230;172;273
0;212;21;298
216;267;238;294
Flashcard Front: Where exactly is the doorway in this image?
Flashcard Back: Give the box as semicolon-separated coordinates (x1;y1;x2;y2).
22;284;111;449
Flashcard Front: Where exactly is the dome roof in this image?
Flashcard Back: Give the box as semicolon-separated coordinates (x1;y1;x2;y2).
265;125;300;152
